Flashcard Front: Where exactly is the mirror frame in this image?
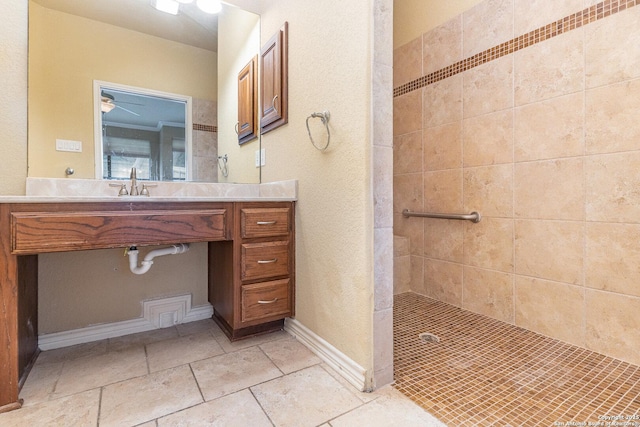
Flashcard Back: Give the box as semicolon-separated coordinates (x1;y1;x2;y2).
93;80;193;181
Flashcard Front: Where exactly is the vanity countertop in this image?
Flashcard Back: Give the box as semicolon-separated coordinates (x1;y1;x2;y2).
3;178;298;203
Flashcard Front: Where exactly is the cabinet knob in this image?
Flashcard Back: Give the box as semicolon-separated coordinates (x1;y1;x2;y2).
258;298;278;304
256;221;277;225
257;258;278;264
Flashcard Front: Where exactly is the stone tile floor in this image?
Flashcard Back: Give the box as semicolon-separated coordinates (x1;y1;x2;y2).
0;318;445;426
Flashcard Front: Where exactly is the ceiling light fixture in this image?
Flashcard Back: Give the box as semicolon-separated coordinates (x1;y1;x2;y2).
196;0;222;14
153;0;180;15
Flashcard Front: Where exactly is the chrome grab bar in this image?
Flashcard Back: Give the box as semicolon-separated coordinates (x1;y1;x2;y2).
402;209;481;223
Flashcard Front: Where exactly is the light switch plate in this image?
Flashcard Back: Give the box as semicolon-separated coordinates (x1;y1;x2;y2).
56;139;82;152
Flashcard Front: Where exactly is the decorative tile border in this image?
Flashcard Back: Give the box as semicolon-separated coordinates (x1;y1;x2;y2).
193;123;217;133
394;0;639;97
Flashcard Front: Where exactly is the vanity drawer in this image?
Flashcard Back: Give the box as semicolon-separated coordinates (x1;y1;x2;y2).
241;241;290;281
241;279;291;323
240;207;290;239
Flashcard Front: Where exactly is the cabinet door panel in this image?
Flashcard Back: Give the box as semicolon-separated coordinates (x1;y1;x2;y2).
260;22;288;134
238;56;257;144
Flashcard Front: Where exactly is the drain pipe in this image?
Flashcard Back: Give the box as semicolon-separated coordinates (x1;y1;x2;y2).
127;243;190;275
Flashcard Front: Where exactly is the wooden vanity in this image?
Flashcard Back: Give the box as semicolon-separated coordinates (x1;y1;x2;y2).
0;199;295;413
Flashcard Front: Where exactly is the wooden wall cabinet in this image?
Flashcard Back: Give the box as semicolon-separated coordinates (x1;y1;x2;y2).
260;22;288;134
237;55;258;144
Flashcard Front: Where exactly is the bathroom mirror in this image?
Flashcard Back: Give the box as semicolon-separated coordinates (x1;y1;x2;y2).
27;0;261;183
95;82;191;181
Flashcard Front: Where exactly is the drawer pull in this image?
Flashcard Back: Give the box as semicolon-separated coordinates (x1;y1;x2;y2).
257;258;278;264
258;298;279;304
256;221;277;225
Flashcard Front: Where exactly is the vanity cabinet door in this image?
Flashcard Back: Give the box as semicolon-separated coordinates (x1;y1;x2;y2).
260;22;288;134
210;202;295;340
237;56;258;144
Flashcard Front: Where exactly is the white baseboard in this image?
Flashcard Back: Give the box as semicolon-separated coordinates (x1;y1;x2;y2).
39;295;213;351
284;318;371;392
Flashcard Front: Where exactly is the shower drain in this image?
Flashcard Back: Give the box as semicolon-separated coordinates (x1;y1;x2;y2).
419;332;440;343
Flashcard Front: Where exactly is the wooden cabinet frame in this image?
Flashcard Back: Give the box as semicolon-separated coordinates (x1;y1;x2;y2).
260;22;288;134
237;55;258;144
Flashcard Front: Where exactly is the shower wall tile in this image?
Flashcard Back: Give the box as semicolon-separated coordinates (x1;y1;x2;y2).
462;55;513;119
514;158;584;220
393;211;424;256
394;235;410;257
463;217;514;273
423;75;462;128
423;122;462;171
463;164;513;218
374;228;394;311
410;255;425;293
394;211;424;257
463;266;514;323
585;79;640;155
586;289;640;366
585;222;640;298
514;29;584;106
374;145;394;228
463;0;514;58
393;173;422;214
192;98;216;126
393;90;422;136
424;219;464;263
515;276;585;347
393;0;640;366
422;16;463;75
585;6;640;89
423;259;463;306
462;110;513;167
585;151;640;222
393;131;422;175
393;38;422;88
423;169;463;213
193;130;217;158
514;92;584;162
513;0;583;35
514;219;583;285
393;254;411;295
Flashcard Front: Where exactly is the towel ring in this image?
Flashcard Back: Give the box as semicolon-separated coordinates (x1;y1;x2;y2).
217;154;229;177
306;111;331;151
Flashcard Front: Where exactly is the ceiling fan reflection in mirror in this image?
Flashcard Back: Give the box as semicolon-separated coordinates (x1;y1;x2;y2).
100;91;141;116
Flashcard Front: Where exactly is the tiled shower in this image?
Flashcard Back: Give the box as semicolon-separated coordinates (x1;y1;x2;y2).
393;0;640;377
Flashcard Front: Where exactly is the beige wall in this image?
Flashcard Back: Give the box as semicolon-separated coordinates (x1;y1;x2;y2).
28;2;217;179
258;0;382;378
393;0;484;49
217;5;261;183
393;0;640;366
0;0;28;194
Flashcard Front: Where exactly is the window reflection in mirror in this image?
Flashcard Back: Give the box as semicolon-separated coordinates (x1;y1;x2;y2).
94;82;192;181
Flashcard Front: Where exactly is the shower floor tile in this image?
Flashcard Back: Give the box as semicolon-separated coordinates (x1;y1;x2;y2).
393;292;640;426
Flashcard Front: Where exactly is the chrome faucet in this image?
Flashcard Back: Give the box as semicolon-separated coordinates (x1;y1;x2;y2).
130;167;139;196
